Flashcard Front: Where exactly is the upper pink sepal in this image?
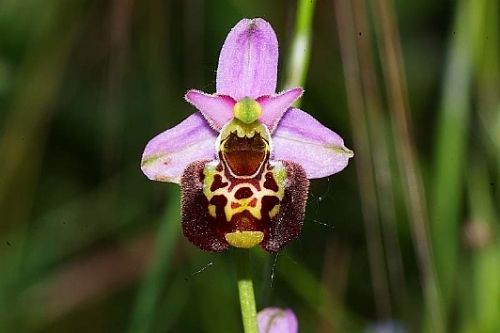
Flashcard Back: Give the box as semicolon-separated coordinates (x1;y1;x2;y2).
216;18;279;100
258;87;303;132
141;113;217;183
272;108;354;179
185;90;235;131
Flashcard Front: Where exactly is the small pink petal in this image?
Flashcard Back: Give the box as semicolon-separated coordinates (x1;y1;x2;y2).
141;113;217;183
216;18;279;100
272;108;354;179
257;307;298;333
185;90;235;131
258;87;303;132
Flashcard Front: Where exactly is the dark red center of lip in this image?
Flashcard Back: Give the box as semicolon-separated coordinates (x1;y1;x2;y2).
234;186;253;199
222;132;267;176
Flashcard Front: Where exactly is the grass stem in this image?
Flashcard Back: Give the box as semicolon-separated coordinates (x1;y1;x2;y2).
127;189;181;333
285;0;316;91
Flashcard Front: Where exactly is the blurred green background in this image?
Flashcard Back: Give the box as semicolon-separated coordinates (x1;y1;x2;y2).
0;0;498;332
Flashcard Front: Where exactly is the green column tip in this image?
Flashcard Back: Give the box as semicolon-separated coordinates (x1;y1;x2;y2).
233;97;262;124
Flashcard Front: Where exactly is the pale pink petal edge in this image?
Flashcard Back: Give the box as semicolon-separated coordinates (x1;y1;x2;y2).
272;108;354;179
141;113;217;183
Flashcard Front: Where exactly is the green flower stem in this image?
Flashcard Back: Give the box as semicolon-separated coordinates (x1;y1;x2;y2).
285;0;316;91
236;250;258;333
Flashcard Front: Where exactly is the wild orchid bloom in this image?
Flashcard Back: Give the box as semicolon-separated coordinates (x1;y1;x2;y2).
257;307;298;333
141;18;353;252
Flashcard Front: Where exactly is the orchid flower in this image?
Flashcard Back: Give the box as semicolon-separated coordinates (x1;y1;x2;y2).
141;18;353;252
257;307;298;333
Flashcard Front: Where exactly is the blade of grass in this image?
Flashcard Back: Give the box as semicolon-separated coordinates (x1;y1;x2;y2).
0;0;84;236
429;0;486;319
464;3;500;330
284;0;316;92
278;254;363;332
466;161;500;333
351;0;407;309
370;0;444;330
17;231;155;330
318;238;352;332
126;1;187;331
152;272;191;332
0;1;86;330
193;252;239;333
1;166;151;288
126;188;180;333
334;0;392;319
475;0;500;197
102;0;134;174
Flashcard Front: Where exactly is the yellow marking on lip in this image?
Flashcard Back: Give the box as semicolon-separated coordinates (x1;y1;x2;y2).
208;205;216;218
219;118;270;142
225;231;264;248
224;198;262;221
269;205;280;218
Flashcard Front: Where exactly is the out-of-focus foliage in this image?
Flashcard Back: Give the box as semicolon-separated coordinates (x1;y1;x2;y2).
0;0;498;332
